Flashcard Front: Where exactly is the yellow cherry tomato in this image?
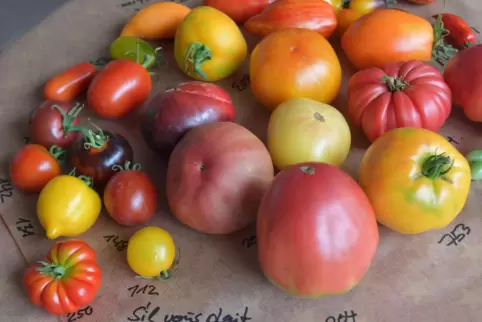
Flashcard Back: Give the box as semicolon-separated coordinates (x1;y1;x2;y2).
359;128;471;234
349;0;391;16
174;6;248;81
127;226;176;278
37;175;101;239
324;0;343;13
267;98;351;170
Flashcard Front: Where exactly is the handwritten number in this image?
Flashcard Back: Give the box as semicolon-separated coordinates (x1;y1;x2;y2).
67;306;93;322
438;223;471;247
147;285;159;296
0;179;13;203
325;310;357;322
232;74;250;91
446;136;460;145
128;285;159;298
16;217;35;238
103;235;127;251
23;136;31;144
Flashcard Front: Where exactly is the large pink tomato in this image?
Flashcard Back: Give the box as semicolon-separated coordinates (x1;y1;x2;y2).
166;122;274;235
257;162;379;297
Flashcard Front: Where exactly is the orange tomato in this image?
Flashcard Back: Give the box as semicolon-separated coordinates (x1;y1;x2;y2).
250;28;342;111
323;0;343;13
341;9;434;70
204;0;275;23
337;9;363;36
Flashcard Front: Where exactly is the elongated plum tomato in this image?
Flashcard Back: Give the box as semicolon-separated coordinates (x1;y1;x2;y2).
257;162;379;297
250;28;342;111
23;240;102;315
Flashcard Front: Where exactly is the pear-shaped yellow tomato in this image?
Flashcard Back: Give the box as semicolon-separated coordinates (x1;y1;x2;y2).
37;175;101;239
268;98;351;170
174;6;248;81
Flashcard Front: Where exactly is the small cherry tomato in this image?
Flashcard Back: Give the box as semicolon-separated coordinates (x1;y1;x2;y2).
127;226;177;279
349;0;393;16
43;62;97;102
29;100;83;148
110;36;160;69
10;144;65;192
104;161;157;226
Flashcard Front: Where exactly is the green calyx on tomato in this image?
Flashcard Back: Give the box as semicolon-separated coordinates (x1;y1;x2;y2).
52;102;84;136
466;149;482;181
135;248;180;281
112;160;142;172
432;14;458;62
184;42;213;80
382;76;409;92
421;152;454;180
35;260;69;279
69;167;94;188
48;145;66;163
110;36;162;69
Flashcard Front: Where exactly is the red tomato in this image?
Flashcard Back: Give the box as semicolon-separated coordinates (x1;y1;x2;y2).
23;240;102;315
44;62;97;102
444;44;482;122
257;162;379;297
204;0;275;23
10;144;64;192
104;162;157;226
87;59;152;119
347;60;452;142
29;100;82;148
432;13;476;50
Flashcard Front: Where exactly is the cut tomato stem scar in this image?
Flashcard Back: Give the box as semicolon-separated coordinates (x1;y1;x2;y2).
36;261;67;279
382;76;409;92
112;160;142;172
421;152;454;179
49;145;66;163
300;165;316;175
313;112;325;122
52;103;84;136
184;42;213;80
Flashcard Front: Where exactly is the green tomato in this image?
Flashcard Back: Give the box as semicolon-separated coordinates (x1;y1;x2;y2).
110;36;159;69
466;149;482;181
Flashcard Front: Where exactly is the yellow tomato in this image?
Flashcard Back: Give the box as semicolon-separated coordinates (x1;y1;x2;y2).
127;226;176;278
324;0;343;13
174;6;247;81
37;175;101;239
359;128;471;234
267;98;351;170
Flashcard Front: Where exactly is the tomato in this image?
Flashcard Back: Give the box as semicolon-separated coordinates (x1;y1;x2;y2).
37;173;102;239
204;0;275;23
244;0;337;39
433;13;476;50
87;59;152;119
43;62;97;102
349;0;393;16
69;130;134;188
10;144;64;192
23;240;101;315
341;9;435;69
466;150;482;181
121;2;191;40
407;0;434;3
29;100;82;148
174;6;248;81
359;128;471;234
347;60;452;142
110;36;160;69
127;226;177;279
267;98;351;170
323;0;343;13
444;44;482;122
104;162;157;226
257;162;379;297
337;9;363;36
250;28;341;111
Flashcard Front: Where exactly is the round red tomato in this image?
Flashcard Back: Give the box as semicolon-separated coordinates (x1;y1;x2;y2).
104;162;158;226
10;144;64;192
347;60;452;142
87;59;152;119
257;162;379;297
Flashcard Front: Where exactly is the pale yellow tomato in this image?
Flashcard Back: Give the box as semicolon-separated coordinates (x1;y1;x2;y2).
267;98;351;170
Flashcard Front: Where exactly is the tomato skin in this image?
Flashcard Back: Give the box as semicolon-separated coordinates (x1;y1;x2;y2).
29;100;81;148
43;63;97;102
342;9;434;70
24;240;101;315
10;144;62;192
110;37;158;69
250;28;342;111
337;8;363;36
444;44;482;122
127;226;176;278
359;128;471;234
257;162;379;297
347;60;452;142
104;170;157;226
69;131;134;188
174;6;248;81
87;60;152;119
349;0;390;16
245;0;337;39
323;0;343;13
432;13;476;50
204;0;275;23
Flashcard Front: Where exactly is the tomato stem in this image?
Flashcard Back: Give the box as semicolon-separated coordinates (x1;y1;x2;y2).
36;261;67;279
69;168;94;187
184;42;213;80
48;145;67;163
432;14;458;62
382;76;410;92
69;123;108;150
112;160;142;172
421;152;454;179
89;57;111;70
466;149;482;181
52;103;84;137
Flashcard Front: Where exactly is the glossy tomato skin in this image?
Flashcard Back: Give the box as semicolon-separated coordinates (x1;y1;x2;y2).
337;9;363;36
87;59;152;119
342;9;434;70
348;60;452;142
349;0;389;16
323;0;343;13
204;0;274;23
166;122;274;235
10;144;61;192
140;81;236;158
29;100;81;148
432;13;476;50
110;37;158;69
23;240;102;315
104;170;157;226
44;62;97;102
69;131;134;187
257;162;379;297
444;44;482;122
359;128;471;234
250;28;342;111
